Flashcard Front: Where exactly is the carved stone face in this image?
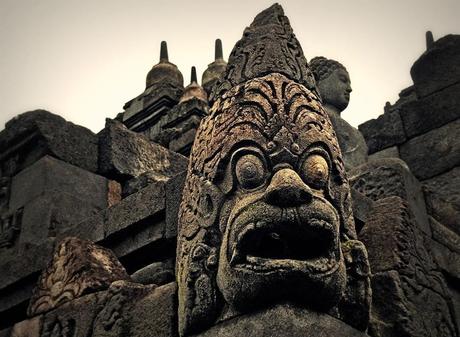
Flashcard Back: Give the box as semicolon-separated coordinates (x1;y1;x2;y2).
215;132;346;313
316;68;352;114
177;73;361;335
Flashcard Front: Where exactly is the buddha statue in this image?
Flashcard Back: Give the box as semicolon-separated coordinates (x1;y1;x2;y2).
309;57;368;169
176;5;371;336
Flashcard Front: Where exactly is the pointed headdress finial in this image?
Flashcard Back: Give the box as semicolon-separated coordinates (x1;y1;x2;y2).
210;3;317;103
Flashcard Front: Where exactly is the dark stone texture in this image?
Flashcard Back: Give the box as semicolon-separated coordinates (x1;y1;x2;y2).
360;197;457;337
430;239;460;284
349;158;430;235
40;292;107;337
0;239;54;291
0;110;98;176
165;171;186;239
423;167;460;234
105;180;165;238
430;216;460;255
411;34;460;98
399;118;460;180
92;281;156;337
150;98;208;157
194;304;366;337
98;119;188;182
368;146;399;161
0;328;12;337
9;155;108;212
18;188;104;246
130;259;175;286
58;210;105;243
429;216;460;282
0;241;54;327
400;83;460;138
351;188;374;233
358;111;406;154
61;179;166;243
128;282;178;337
370;270;456;337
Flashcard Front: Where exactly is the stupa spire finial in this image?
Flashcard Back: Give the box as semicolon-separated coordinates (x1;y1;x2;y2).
160;41;169;62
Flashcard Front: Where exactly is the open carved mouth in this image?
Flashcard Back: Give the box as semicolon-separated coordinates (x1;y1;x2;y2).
230;218;338;273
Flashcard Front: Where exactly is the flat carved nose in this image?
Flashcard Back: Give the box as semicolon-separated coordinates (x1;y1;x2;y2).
265;168;312;206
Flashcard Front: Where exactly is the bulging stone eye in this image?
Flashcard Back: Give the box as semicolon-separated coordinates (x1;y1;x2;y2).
301;154;329;188
235;154;266;190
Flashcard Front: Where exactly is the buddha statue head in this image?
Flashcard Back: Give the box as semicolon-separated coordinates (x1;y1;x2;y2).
309;57;352;116
176;5;370;336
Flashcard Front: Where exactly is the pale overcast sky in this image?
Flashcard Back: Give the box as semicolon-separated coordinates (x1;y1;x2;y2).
1;0;459;133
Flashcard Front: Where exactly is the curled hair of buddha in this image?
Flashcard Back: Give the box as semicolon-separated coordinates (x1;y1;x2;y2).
309;56;347;82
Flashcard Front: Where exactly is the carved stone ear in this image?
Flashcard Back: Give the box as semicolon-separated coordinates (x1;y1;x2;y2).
335;239;371;331
198;179;224;228
178;178;224;337
178;241;220;337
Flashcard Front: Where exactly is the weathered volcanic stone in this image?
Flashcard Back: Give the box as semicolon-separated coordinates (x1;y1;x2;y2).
0;239;54;291
411;34;460;98
40;292;107;337
127;282;178;337
430;216;460;255
27;237;129;317
9;155;108;211
329;112;368;169
358;111;406;154
130;259;175;286
195;304;366;337
399;118;460;180
351;188;374;234
165;171;187;239
58;178;179;274
349;158;430;235
429;216;460;285
104;180;166;238
10;316;42;337
423;166;460;234
0;110;98;176
0;328;12;337
98;119;188;182
18;192;107;246
400;82;460;138
368;146;399;161
360;197;457;337
92;280;156;337
59;179;166;247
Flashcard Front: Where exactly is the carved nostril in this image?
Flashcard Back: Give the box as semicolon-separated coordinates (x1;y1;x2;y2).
265;169;312;206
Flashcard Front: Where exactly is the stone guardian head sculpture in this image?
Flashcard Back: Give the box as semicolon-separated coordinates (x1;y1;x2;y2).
176;4;370;336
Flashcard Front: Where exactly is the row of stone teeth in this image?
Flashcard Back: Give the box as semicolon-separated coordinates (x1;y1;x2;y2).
233;253;338;274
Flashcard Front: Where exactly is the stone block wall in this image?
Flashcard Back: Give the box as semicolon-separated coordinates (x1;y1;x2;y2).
357;34;460;336
0;110;189;330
